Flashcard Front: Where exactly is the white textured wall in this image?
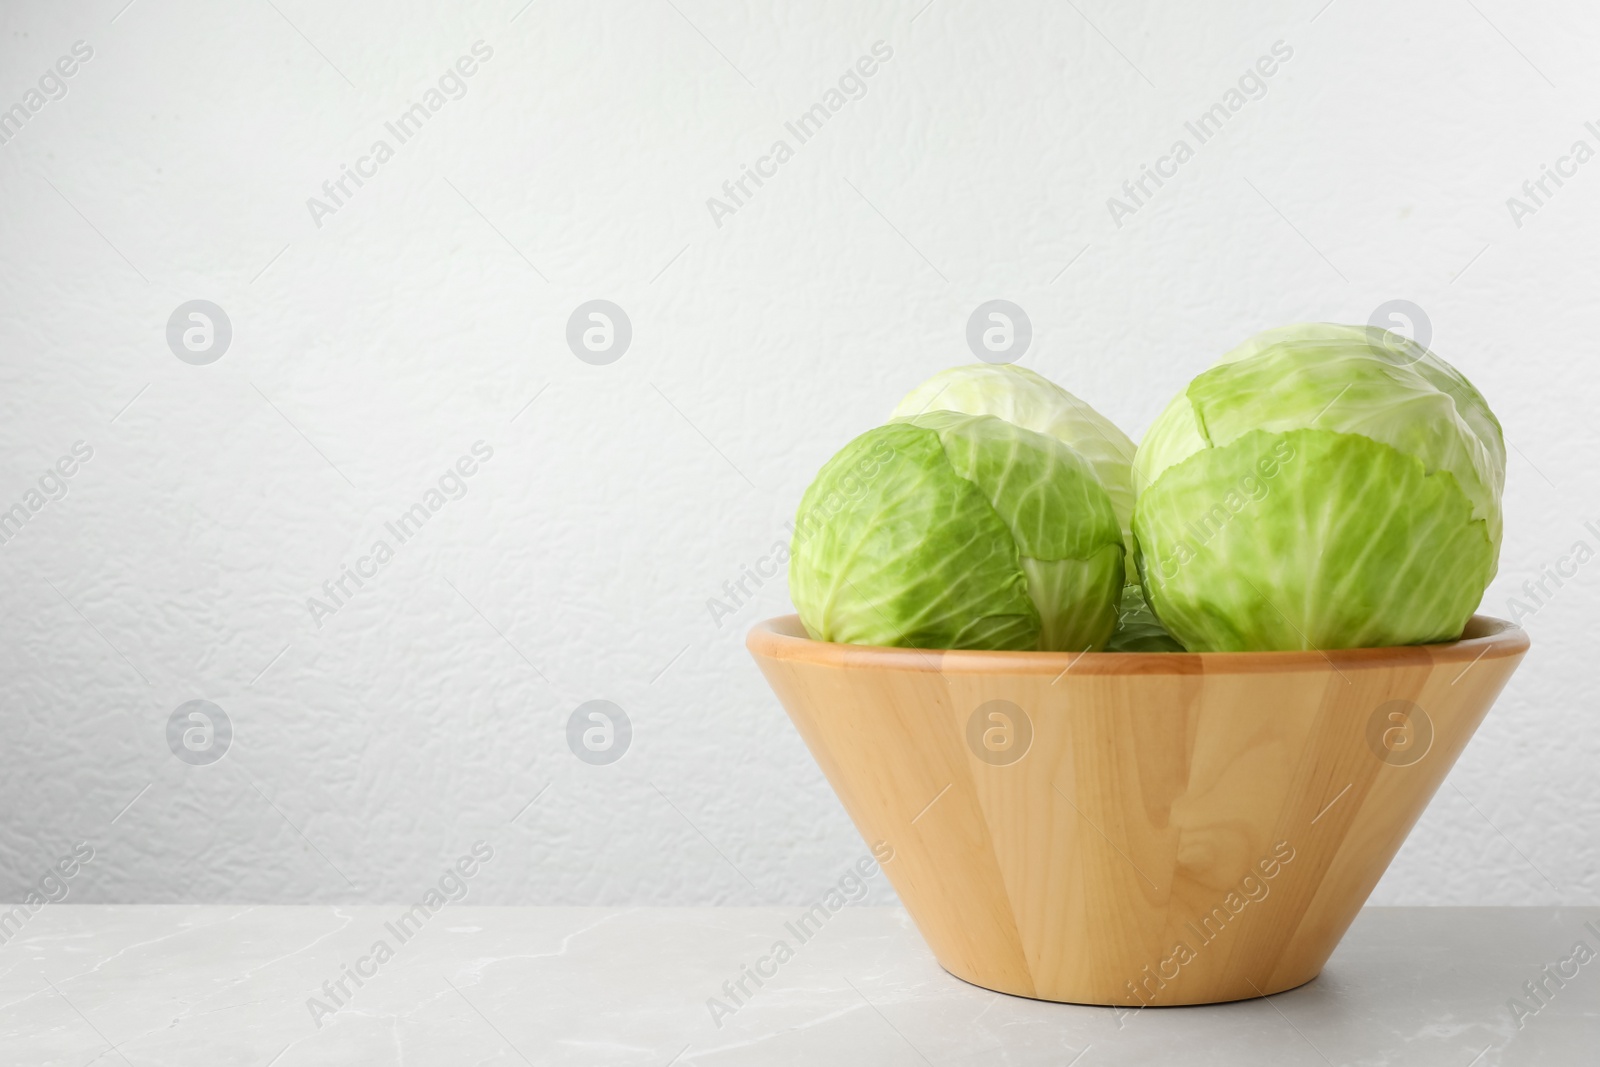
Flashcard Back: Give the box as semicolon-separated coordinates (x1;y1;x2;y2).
0;0;1594;909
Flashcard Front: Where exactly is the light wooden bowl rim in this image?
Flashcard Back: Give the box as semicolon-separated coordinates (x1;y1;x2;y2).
748;614;1527;677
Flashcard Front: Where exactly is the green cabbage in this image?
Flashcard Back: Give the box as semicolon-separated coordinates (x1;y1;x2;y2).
1103;584;1186;652
790;411;1124;651
893;364;1139;565
1133;323;1504;652
893;364;1171;651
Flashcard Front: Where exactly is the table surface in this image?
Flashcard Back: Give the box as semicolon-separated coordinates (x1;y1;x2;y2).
1;905;1595;1066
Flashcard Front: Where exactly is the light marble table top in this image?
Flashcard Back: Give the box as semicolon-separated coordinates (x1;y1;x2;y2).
1;905;1595;1065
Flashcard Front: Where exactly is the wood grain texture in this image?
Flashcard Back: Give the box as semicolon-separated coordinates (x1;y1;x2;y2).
748;615;1528;1005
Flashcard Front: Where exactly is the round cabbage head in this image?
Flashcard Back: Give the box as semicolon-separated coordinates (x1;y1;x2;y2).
1133;323;1505;652
893;364;1139;566
790;411;1125;651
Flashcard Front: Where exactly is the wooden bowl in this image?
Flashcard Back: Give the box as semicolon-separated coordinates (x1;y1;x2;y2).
748;614;1528;1006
